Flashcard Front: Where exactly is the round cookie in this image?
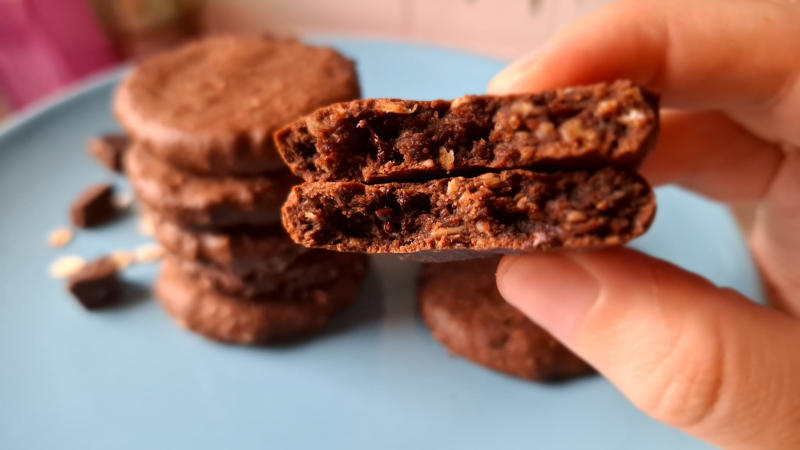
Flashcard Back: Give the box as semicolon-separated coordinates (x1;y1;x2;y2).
152;216;311;274
175;251;368;299
126;143;299;228
157;257;366;344
114;35;360;176
418;258;592;381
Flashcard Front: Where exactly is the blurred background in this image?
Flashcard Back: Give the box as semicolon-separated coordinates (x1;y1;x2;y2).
0;0;613;122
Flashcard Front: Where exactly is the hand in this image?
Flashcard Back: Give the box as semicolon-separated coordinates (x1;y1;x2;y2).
490;0;800;448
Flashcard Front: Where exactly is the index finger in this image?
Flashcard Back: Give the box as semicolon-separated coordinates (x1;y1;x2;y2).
489;0;800;115
488;0;795;202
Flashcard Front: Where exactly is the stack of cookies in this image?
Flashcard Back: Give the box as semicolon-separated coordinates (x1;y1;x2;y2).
114;35;367;344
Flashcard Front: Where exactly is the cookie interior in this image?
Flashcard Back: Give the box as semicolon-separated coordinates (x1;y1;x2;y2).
283;167;655;254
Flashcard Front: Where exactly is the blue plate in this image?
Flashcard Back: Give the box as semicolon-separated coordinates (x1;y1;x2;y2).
0;39;760;450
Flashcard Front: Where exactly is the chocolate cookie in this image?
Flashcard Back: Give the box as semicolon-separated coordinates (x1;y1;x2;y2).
175;251;368;299
115;35;360;176
282;168;655;258
419;258;592;380
126;143;299;228
276;80;658;182
157;257;365;344
152;216;311;274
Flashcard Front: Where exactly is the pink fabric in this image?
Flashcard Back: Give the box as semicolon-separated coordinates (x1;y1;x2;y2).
0;0;117;109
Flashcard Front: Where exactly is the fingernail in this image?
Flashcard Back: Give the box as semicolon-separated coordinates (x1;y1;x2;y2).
496;253;600;341
488;41;553;94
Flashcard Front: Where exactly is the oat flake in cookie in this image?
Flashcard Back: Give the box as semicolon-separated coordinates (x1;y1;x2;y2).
114;35;360;176
276;80;658;182
282;168;655;258
419;258;592;381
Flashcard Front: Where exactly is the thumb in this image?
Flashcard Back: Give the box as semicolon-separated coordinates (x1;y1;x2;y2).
496;248;800;450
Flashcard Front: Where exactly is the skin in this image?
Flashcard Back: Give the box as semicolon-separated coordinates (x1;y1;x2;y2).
490;0;800;448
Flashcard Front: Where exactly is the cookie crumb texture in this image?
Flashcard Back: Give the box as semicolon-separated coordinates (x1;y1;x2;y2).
276;80;658;182
283;168;655;256
419;258;592;381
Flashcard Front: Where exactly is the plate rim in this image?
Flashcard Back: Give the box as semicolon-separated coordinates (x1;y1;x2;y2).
0;35;508;142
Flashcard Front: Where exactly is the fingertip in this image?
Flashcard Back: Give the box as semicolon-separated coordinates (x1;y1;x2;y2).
488;47;549;95
489;0;668;96
487;69;523;95
494;253;519;285
496;252;600;341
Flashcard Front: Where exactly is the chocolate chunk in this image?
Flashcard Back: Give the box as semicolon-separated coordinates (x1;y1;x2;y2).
87;134;129;173
276;80;659;182
70;183;116;228
419;257;592;380
67;257;120;309
281;168;655;259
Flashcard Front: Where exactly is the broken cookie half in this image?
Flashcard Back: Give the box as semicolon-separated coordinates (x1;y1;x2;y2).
276;80;659;259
